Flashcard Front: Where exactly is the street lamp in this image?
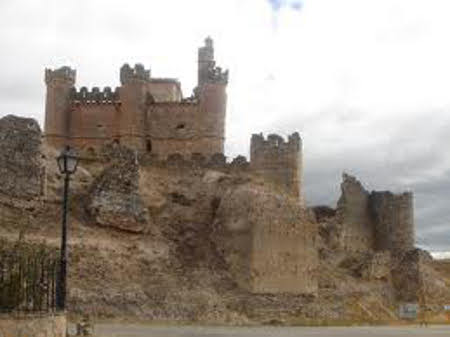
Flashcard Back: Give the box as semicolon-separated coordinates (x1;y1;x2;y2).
56;146;78;311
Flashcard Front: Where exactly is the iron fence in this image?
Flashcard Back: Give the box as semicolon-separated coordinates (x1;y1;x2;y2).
0;239;60;313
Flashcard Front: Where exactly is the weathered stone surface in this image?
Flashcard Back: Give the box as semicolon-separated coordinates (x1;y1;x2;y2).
213;184;318;295
370;191;415;252
86;146;149;233
336;173;374;252
0;115;45;199
0;313;66;337
361;251;391;280
391;248;432;302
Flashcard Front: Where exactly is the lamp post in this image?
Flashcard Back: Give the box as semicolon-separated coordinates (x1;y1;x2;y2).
56;146;78;311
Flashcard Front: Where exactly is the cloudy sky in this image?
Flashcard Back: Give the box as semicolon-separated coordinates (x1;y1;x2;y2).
1;0;450;252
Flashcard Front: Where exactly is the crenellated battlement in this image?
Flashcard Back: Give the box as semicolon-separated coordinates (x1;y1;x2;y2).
207;65;229;85
120;63;151;84
45;66;76;85
251;132;301;155
250;132;303;200
70;87;120;104
198;36;229;86
79;143;250;171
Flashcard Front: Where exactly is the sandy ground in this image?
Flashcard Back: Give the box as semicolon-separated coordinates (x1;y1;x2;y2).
79;323;450;337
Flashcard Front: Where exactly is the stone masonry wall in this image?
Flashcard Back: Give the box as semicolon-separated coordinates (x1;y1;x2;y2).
44;39;227;158
213;185;317;295
370;191;415;252
0;314;66;337
336;173;375;252
250;133;302;201
0;115;45;199
336;173;415;253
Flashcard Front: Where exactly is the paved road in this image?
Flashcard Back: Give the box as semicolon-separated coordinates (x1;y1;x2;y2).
91;324;450;337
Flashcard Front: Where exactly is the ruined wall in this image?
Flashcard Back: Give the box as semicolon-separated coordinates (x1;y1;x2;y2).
214;185;317;295
250;133;303;201
0;115;46;199
336;173;375;252
370;191;415;252
0;314;66;337
336;173;415;254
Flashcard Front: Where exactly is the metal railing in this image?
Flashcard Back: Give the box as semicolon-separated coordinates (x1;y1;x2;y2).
0;239;60;313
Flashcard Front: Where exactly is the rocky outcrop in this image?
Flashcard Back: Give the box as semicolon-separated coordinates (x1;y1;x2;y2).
391;248;432;302
0;115;45;199
85;146;149;233
213;184;318;295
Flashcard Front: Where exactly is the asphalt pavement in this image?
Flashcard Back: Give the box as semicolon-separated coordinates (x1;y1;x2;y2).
89;323;450;337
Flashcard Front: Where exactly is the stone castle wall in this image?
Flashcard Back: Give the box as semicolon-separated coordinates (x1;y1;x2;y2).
370;191;415;252
250;132;303;200
213;185;317;295
44;39;227;159
336;173;375;252
337;173;415;253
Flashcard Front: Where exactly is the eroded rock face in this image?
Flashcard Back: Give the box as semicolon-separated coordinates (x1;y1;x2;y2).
391;248;432;302
86;146;149;233
213;184;318;295
0;115;45;199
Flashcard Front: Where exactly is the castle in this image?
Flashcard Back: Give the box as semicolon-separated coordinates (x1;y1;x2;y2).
45;37;227;157
44;37;303;200
37;38;417;296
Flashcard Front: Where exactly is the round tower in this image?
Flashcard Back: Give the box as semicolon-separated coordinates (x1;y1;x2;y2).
197;37;229;154
44;66;76;149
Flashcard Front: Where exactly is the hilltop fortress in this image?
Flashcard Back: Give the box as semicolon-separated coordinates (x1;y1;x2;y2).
44;37;303;199
0;38;427;312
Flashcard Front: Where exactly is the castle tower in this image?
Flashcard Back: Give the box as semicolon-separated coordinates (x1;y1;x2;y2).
197;37;229;154
198;36;215;87
118;63;151;150
250;132;303;203
370;191;415;252
44;66;76;149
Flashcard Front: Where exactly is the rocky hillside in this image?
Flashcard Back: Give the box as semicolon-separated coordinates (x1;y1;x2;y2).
1;114;450;324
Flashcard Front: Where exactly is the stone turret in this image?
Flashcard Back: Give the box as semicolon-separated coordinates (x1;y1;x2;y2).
250;132;303;202
120;63;151;85
370;191;415;252
44;66;76;149
119;63;153;150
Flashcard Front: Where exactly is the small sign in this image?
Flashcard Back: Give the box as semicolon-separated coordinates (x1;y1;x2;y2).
399;303;419;320
444;305;450;311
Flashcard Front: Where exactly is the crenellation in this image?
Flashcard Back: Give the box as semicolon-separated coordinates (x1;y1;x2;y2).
250;132;303;200
45;66;76;85
70;86;120;104
120;63;151;84
45;38;227;156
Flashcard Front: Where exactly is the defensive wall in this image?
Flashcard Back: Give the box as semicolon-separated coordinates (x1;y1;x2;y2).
337;173;415;253
78;130;304;199
44;37;227;158
250;132;303;201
